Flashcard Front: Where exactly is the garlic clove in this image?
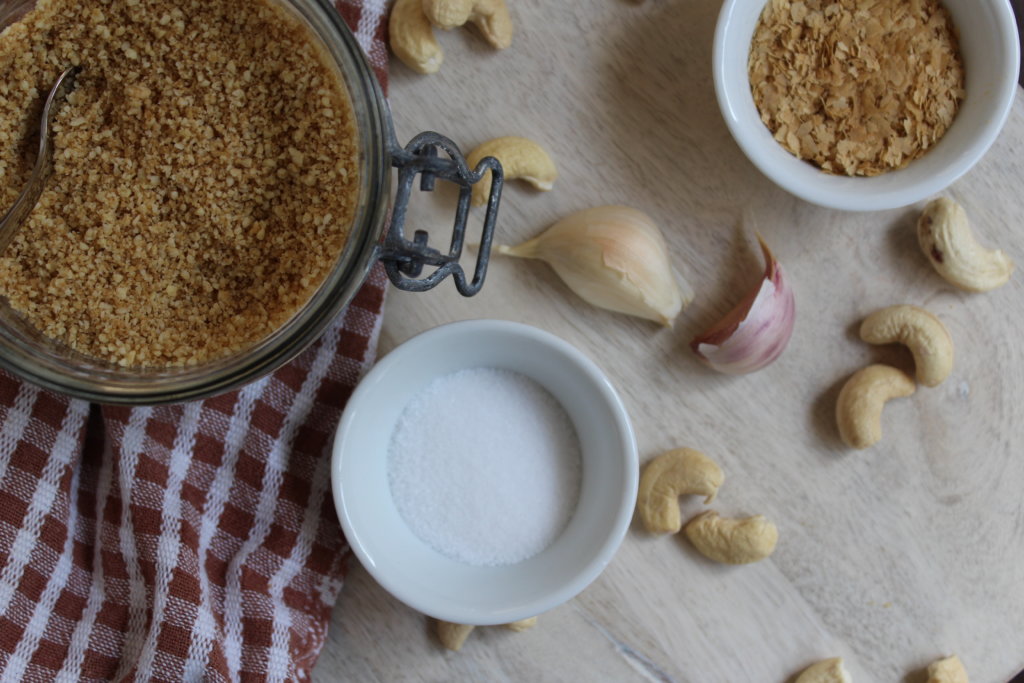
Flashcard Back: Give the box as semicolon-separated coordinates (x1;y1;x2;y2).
690;236;794;374
496;206;692;326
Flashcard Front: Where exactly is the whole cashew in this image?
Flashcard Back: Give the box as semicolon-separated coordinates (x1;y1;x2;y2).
918;198;1014;292
467;136;557;207
835;364;915;449
683;511;778;564
436;617;537;651
637;448;724;534
795;657;852;683
422;0;513;49
859;305;953;387
927;655;968;683
389;0;443;74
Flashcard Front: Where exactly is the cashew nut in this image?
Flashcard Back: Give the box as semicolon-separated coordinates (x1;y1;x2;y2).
504;617;538;632
422;0;513;49
389;0;443;74
927;655;968;683
467;136;557;207
437;621;474;651
835;364;916;449
436;617;537;651
637;448;724;534
918;198;1014;292
859;305;953;387
683;511;778;564
795;657;852;683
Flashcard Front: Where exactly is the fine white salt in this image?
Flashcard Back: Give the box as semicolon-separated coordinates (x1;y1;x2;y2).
387;367;582;567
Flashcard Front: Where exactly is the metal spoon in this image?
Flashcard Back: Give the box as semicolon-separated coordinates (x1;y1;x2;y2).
0;66;80;254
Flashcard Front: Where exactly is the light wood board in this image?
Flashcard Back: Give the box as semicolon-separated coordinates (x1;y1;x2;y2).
313;1;1024;680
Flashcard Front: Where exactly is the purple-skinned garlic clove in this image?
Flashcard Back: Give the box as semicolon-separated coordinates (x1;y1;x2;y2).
690;236;795;374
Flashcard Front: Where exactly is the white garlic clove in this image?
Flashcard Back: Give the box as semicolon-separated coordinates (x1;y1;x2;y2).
496;205;692;326
690;236;794;374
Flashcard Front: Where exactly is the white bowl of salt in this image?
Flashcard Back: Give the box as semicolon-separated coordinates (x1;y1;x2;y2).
331;319;638;625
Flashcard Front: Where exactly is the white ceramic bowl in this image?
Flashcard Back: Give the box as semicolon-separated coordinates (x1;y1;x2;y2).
714;0;1020;211
331;319;638;625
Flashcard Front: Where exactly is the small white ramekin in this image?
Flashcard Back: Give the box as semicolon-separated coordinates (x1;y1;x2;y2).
331;319;638;625
714;0;1020;211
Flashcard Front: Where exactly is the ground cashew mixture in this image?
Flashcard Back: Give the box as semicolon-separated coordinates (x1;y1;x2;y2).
749;0;965;176
0;0;359;367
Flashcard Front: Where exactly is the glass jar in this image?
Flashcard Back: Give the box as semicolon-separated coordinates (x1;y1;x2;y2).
0;0;503;404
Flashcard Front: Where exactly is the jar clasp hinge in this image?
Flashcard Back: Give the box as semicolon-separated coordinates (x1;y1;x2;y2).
382;131;503;296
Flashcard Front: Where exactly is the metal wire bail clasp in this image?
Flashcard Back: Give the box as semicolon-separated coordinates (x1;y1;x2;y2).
382;131;503;295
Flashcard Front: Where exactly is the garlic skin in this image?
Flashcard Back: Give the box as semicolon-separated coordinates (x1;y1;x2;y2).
690;237;794;374
496;206;693;325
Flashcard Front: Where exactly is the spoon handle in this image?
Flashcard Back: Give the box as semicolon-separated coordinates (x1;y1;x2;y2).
0;65;80;254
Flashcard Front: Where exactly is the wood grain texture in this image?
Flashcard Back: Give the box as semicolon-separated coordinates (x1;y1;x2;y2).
313;1;1024;680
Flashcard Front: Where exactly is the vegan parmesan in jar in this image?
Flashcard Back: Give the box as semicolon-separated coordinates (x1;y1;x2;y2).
748;0;965;176
0;0;360;367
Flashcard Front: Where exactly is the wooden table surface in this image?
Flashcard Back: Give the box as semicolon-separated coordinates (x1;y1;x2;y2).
313;1;1024;680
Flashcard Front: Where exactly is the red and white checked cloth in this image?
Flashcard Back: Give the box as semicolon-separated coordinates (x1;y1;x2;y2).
0;1;390;680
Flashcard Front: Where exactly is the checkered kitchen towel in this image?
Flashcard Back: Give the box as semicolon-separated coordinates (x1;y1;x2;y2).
0;1;389;681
